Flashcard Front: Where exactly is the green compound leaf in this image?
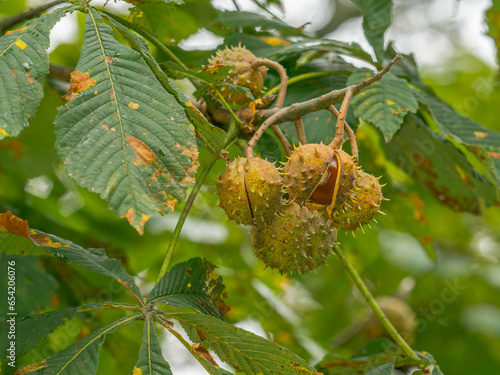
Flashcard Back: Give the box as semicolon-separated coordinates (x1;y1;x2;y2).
352;0;392;63
347;69;418;141
415;89;500;189
99;10;227;156
0;5;77;139
55;8;199;235
384;115;497;213
134;315;172;375
31;229;143;303
166;312;320;375
147;258;228;319
17;314;140;375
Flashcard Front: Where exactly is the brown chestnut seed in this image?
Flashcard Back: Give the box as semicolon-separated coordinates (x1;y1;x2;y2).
309;152;341;206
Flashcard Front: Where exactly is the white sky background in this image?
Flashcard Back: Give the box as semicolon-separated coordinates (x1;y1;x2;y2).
24;0;496;373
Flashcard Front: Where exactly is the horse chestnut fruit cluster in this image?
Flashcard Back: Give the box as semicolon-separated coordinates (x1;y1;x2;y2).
217;142;386;275
207;45;267;105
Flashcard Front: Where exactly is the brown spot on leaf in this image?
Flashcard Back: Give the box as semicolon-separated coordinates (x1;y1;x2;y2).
10;69;16;78
201;64;225;73
62;71;96;101
13;358;47;374
488;151;500;159
0;211;29;238
125;136;157;166
163;198;178;212
102;124;110;130
186;101;205;119
412;194;427;223
128;102;139;109
26;73;35;84
174;144;200;178
193;343;219;366
424;180;479;214
123;208;145;235
474;131;488;138
30;231;62;247
5;27;28;35
105;56;114;64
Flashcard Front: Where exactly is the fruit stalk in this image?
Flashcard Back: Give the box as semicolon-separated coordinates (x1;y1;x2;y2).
329;88;353;149
333;245;420;361
294;118;307;145
327;105;358;160
271;124;292;156
252;59;288;108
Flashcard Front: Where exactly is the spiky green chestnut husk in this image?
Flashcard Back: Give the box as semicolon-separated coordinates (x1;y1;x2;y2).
217;158;251;225
283;143;334;205
363;296;417;343
244;157;283;224
252;202;337;274
330;171;384;232
207;45;267;104
217;157;283;225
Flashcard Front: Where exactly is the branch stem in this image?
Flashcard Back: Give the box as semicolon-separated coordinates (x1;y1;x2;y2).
0;0;66;34
333;246;419;361
245;110;283;158
246;55;401;156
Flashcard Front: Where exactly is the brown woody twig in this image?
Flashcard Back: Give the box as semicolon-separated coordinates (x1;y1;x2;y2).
252;58;288;108
245;55;402;157
0;0;66;34
293;118;307;145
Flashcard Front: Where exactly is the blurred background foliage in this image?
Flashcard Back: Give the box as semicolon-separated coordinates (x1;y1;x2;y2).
1;0;500;374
